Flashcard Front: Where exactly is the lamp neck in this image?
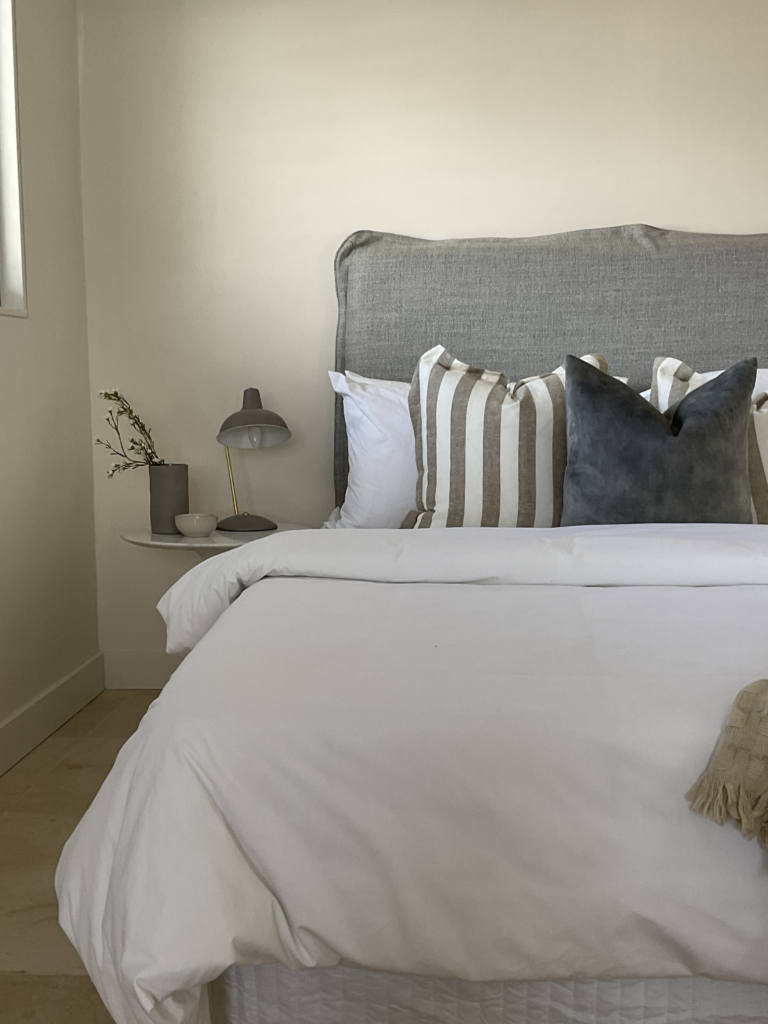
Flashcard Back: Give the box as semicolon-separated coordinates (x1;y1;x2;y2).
241;388;263;411
224;446;239;515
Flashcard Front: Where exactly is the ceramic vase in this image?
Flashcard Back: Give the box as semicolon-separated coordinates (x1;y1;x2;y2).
149;464;189;534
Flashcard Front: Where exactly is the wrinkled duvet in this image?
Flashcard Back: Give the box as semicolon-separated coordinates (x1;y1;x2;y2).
56;525;768;1024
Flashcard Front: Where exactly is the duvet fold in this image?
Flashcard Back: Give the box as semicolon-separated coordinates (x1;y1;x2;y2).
158;523;768;653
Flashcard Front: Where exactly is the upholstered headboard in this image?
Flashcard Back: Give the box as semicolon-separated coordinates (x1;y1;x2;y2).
333;224;768;505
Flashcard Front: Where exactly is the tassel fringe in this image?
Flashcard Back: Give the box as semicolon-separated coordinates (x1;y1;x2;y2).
686;678;768;846
686;776;768;847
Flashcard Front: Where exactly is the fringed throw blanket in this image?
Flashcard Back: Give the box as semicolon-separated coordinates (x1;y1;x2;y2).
687;678;768;846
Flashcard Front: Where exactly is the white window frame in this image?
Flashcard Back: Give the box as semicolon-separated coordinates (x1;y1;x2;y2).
0;0;25;316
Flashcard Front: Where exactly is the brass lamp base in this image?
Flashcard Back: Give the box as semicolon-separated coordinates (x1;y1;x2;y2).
217;512;277;532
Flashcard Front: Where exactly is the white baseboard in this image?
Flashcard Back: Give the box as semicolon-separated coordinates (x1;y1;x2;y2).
0;653;105;775
103;650;183;689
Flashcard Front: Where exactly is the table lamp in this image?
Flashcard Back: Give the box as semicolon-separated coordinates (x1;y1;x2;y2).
216;388;291;531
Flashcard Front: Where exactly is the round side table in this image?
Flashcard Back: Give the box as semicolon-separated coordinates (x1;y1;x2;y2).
121;522;311;560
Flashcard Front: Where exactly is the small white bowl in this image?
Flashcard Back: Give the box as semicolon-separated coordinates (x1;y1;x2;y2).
175;513;218;538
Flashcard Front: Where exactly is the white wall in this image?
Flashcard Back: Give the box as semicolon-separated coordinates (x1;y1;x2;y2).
77;0;768;687
0;0;101;770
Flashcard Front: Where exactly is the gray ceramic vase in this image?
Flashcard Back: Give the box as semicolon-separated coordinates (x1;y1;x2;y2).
149;464;189;534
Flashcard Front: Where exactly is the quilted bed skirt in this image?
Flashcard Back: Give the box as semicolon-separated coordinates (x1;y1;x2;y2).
211;965;768;1024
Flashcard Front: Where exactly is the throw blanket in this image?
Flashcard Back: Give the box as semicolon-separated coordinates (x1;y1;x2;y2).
688;679;768;845
56;525;768;1024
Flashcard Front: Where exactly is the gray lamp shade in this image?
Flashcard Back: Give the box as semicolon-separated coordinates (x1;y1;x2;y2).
216;388;291;449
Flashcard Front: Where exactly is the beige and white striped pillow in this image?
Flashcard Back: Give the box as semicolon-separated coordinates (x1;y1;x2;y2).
401;346;608;529
650;356;768;524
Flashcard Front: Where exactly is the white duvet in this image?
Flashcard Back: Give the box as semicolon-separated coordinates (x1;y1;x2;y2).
56;525;768;1024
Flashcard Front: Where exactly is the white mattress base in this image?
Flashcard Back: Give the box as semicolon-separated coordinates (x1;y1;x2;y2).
214;965;768;1024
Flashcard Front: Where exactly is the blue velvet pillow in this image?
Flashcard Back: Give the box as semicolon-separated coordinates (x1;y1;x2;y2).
561;356;756;526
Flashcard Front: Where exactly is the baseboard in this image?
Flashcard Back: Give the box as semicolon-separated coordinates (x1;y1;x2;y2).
103;650;183;689
0;654;105;775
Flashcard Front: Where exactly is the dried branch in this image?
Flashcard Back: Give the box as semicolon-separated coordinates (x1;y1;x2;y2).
95;390;167;478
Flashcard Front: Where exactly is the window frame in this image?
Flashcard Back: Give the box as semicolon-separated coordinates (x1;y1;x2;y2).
0;0;26;317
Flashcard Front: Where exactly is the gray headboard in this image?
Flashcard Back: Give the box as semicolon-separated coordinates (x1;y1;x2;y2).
333;223;768;505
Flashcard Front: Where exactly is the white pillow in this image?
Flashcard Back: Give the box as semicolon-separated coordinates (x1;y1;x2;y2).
324;370;417;529
640;367;768;402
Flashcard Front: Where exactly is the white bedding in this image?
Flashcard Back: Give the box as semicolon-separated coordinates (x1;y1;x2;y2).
56;525;768;1024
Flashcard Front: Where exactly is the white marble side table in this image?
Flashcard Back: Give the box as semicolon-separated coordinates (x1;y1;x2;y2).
121;522;311;560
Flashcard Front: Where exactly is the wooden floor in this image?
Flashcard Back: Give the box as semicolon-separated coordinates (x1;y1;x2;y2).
0;689;160;1023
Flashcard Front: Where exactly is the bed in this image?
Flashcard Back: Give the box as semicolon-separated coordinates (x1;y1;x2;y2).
57;224;768;1024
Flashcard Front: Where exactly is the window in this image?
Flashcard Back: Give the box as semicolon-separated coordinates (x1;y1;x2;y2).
0;0;24;315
